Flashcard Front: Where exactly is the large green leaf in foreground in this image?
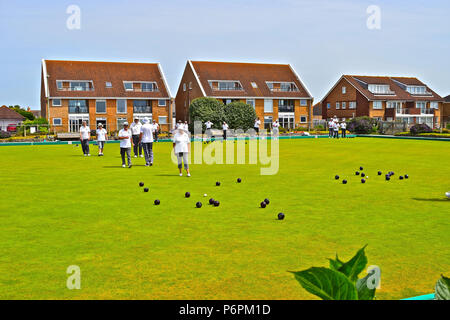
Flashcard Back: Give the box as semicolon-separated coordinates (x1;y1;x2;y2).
291;267;358;300
435;275;450;300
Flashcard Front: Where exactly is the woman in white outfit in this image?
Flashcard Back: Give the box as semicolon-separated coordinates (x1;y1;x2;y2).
172;128;191;177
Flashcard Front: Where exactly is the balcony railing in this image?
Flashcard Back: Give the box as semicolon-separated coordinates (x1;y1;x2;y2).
133;106;152;113
211;86;244;91
271;87;300;92
278;106;295;113
68;107;89;113
396;108;435;115
58;87;95;92
126;87;159;92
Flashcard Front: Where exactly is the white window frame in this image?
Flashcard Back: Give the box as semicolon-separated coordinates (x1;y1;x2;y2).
158;100;167;107
246;99;255;108
158;116;167;124
264;99;273;113
105;82;112;88
430;102;439;109
349;101;356;109
116;99;127;114
52;118;62;126
342;102;346;109
300;116;307;123
342;86;346;94
124;82;133;91
300;99;307;106
52;99;62;107
373;101;383;109
336;102;340;110
251;82;258;89
96;100;107;114
183;83;186;91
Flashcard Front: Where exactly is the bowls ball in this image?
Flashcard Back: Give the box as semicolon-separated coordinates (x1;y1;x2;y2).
278;213;285;220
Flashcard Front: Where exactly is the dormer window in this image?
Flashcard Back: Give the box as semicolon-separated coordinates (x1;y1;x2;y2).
368;84;394;95
209;80;243;91
57;80;94;91
123;81;158;92
266;81;299;92
251;82;258;89
406;86;427;95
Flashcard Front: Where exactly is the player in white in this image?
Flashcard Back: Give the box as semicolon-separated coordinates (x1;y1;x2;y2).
222;121;229;141
183;121;189;132
130;118;143;158
328;119;334;138
79;121;91;156
176;120;183;129
254;118;261;135
172;128;191;177
96;123;107;156
152;120;160;142
118;122;133;168
205;120;213;141
340;121;347;138
272;119;280;137
139;118;154;166
333;121;340;139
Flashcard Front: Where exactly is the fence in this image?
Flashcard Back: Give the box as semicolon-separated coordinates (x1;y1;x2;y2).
378;121;409;135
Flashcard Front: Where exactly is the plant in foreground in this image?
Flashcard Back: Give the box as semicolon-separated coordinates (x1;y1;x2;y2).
434;275;450;300
290;245;378;300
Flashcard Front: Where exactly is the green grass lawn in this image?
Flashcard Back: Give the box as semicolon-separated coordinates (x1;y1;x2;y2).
0;138;449;300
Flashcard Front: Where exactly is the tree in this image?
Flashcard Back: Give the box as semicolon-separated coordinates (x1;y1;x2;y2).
9;105;35;121
188;97;225;132
224;102;257;131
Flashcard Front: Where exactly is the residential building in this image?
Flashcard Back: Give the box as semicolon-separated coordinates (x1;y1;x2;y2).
320;75;444;128
0;106;25;131
40;60;173;133
443;95;450;127
175;61;313;129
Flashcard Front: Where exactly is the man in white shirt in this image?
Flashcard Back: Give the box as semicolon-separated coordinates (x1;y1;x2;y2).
328;119;334;138
176;120;183;130
272;119;280;137
222;121;229;141
130;117;143;158
172;128;191;177
254;118;261;135
96;123;107;156
205;120;213;141
333;121;340;139
183;121;189;132
79;121;91;156
152;120;160;142
140;118;154;167
341;121;347;138
118;122;133;168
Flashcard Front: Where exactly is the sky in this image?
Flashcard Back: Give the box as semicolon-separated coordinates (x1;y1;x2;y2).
0;0;449;109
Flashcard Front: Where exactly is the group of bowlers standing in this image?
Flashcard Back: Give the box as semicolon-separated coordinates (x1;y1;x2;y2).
78;118;192;176
328;116;347;139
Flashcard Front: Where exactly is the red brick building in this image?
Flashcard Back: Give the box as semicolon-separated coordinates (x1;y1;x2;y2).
175;61;313;129
41;60;173;133
320;75;444;128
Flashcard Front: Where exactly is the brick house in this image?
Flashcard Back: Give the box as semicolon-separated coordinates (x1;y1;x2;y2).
320;75;444;129
175;61;313;129
443;95;450;128
41;60;173;133
0;106;25;131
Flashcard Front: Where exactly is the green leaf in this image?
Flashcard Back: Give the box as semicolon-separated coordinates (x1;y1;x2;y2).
337;245;368;282
291;267;358;300
329;254;344;271
356;269;377;300
435;275;450;300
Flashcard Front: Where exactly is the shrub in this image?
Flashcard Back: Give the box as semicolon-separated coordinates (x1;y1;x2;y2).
347;117;375;134
0;131;11;139
446;123;450;130
188;97;225;132
410;123;432;135
223;102;256;131
314;124;325;130
291;246;378;300
294;126;309;132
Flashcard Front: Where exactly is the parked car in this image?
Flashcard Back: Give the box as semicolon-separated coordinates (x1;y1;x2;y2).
7;124;17;132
